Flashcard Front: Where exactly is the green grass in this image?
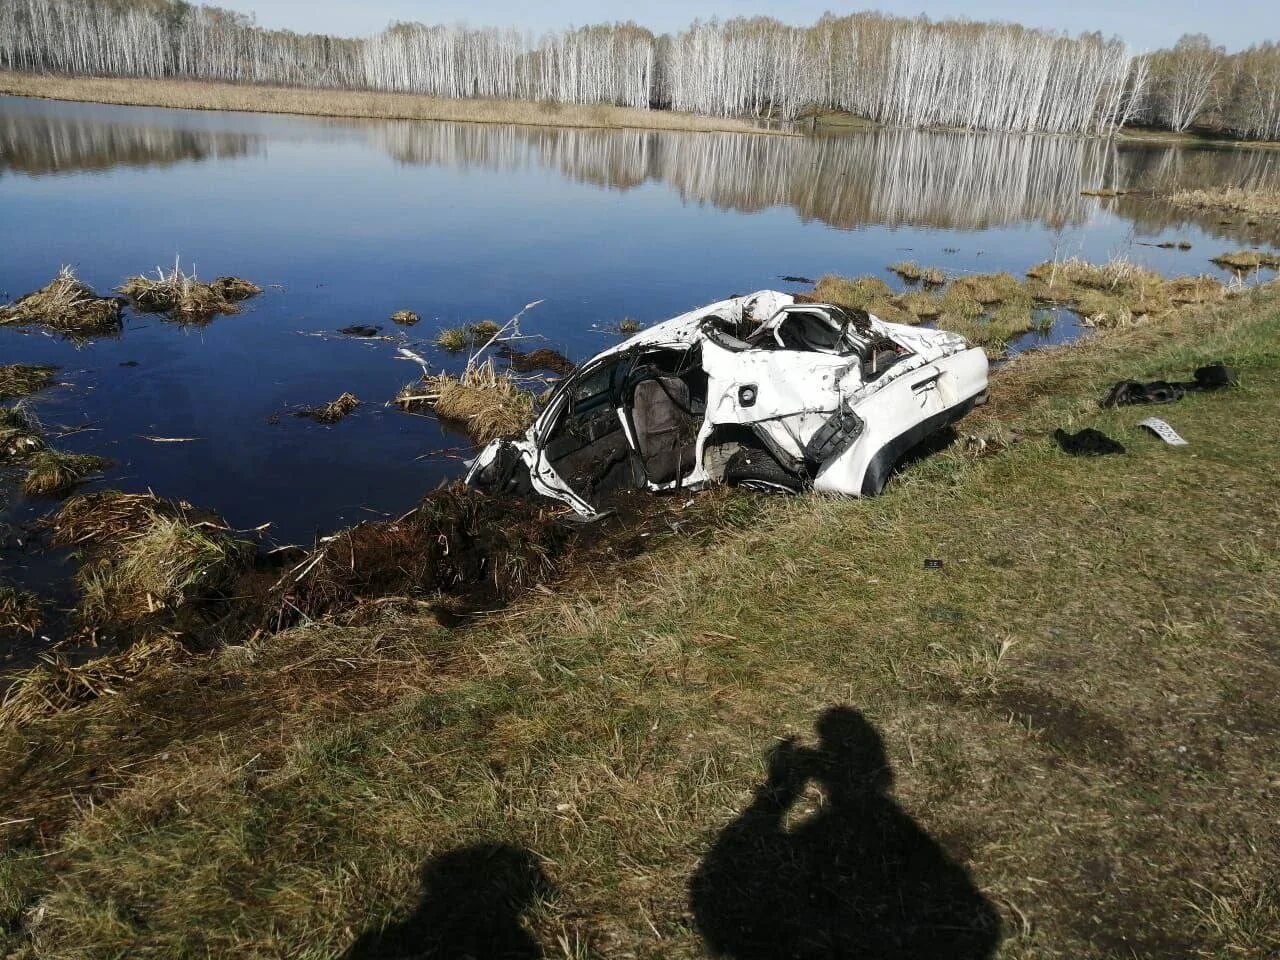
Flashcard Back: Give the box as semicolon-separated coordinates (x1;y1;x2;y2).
2;288;1279;958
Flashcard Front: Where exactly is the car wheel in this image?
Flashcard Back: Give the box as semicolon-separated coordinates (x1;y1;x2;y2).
724;447;804;494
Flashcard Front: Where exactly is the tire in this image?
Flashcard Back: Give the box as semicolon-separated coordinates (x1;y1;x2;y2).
724;447;804;494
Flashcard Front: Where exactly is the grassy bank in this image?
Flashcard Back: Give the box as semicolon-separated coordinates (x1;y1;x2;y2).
0;72;792;136
3;287;1279;957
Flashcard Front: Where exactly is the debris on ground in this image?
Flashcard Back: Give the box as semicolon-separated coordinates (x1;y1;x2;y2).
391;310;420;326
0;364;58;401
1102;362;1238;407
22;449;112;497
1053;427;1125;457
0;405;45;460
0;266;123;338
263;484;570;631
119;262;260;323
0;583;41;639
961;430;1021;459
1137;417;1188;446
498;345;575;376
396;360;535;444
339;324;382;338
297;392;361;424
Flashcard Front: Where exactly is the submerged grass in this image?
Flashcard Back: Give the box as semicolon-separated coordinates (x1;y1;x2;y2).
397;360;535;444
0;266;122;338
1;285;1277;958
818;259;1234;353
21;450;111;497
0;585;41;638
298;392;360;424
0;365;57;402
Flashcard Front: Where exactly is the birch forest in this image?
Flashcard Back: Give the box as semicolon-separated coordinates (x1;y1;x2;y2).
1;0;1277;139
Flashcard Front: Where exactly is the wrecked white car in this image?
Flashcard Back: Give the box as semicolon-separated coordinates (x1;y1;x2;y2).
466;291;988;517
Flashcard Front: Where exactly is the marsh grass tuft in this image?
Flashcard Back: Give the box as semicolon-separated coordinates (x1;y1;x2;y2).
889;260;924;281
22;449;111;497
1168;186;1280;220
397;360;535;444
0;266;122;338
390;309;420;326
617;317;643;334
0;364;58;402
77;517;250;626
47;490;250;638
1211;250;1280;272
436;320;504;352
819;259;1234;353
119;261;259;323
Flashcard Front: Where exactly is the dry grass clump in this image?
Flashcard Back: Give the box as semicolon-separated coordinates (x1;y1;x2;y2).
0;636;184;731
920;266;946;287
298;392;360;424
119;262;259;323
1168;186;1280;219
0;584;41;638
22;450;111;497
889;260;924;281
49;490;206;546
0;266;122;338
0;364;57;401
397;360;535;444
1211;250;1280;271
49;491;249;629
390;309;420;326
1165;275;1228;306
617;317;643;334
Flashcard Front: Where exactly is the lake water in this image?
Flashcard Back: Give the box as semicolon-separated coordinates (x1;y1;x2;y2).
2;94;1278;649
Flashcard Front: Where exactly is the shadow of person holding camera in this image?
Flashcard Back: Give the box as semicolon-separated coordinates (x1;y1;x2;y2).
344;841;552;959
689;707;1001;959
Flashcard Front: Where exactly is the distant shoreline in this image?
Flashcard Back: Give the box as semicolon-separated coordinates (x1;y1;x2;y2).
0;72;799;137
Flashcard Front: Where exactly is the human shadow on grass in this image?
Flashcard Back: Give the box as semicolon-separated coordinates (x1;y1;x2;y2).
689;706;1001;960
344;841;552;959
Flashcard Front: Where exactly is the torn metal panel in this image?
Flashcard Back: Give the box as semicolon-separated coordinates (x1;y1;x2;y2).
466;291;989;516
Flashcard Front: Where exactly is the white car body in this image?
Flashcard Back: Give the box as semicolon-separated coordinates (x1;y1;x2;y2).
466;291;988;518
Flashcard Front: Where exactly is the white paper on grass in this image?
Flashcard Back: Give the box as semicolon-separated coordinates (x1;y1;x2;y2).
1138;417;1188;446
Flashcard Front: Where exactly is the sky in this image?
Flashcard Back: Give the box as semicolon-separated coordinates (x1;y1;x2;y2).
232;0;1272;52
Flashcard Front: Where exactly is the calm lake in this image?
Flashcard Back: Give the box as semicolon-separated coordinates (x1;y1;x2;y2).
2;93;1278;651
